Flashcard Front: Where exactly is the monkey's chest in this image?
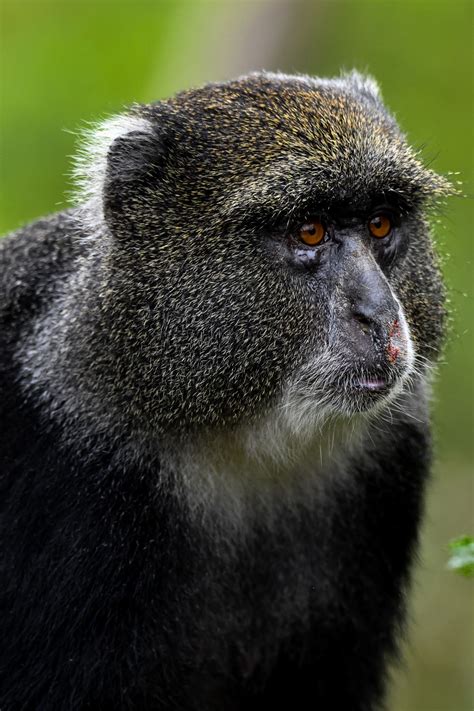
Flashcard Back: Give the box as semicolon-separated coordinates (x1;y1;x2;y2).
182;521;334;682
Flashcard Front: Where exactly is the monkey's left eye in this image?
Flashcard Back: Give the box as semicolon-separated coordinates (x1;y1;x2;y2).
298;219;326;246
368;212;393;239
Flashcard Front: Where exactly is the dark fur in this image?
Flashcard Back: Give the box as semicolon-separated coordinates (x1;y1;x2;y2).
0;72;451;710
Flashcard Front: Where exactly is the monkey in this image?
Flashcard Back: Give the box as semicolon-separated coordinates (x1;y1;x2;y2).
0;71;453;710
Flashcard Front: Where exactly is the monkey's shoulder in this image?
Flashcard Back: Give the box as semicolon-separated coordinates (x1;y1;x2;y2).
0;209;84;326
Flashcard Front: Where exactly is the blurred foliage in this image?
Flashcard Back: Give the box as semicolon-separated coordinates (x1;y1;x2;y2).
447;536;474;578
0;0;472;709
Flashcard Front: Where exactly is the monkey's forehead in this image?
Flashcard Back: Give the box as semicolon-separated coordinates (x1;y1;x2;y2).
152;73;391;149
136;72;452;207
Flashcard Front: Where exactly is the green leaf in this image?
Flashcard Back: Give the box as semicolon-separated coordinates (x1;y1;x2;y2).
447;536;474;577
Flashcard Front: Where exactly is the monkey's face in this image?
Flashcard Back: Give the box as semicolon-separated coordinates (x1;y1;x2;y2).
98;73;450;433
269;208;416;420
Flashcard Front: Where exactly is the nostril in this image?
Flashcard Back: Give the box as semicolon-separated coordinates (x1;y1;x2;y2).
357;319;371;334
351;307;373;334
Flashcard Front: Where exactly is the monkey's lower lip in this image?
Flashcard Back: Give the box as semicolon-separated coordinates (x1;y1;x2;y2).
354;378;389;392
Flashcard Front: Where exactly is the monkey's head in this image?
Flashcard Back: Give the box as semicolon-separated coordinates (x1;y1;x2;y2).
75;71;452;439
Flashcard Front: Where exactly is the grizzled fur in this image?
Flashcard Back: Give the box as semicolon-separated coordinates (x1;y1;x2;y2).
0;72;451;710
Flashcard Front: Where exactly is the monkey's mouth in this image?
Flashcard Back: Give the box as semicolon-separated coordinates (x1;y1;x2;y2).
342;317;413;407
342;365;407;412
353;376;390;393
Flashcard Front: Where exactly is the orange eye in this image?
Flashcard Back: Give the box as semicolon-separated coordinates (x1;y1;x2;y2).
368;213;392;239
298;220;326;246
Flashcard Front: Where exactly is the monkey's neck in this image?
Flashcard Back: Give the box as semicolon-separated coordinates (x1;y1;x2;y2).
159;376;430;538
158;411;368;536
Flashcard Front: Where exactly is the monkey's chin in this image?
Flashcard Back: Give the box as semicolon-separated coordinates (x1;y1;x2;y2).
278;355;414;437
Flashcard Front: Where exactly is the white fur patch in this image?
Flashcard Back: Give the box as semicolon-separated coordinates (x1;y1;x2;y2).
162;376;370;539
70;113;153;239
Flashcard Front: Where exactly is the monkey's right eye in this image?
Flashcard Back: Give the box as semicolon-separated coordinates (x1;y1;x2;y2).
298;220;326;246
368;212;393;239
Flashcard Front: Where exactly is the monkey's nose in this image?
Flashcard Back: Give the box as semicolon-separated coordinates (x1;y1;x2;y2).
346;305;408;369
346;289;404;363
345;246;399;329
349;284;398;331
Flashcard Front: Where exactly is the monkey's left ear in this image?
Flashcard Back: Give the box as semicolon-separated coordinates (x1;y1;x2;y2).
72;112;168;239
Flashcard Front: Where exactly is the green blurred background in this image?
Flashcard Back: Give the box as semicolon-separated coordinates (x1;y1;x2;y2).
0;0;472;708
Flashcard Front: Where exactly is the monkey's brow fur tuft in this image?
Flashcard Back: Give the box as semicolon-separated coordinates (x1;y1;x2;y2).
0;70;453;711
